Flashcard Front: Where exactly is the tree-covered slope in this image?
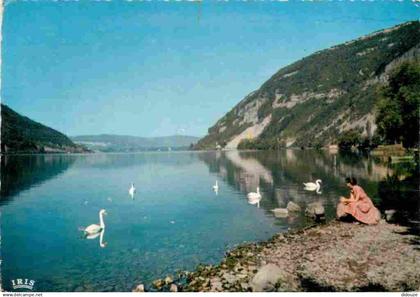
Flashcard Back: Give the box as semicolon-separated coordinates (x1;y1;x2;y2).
1;104;89;154
196;21;420;150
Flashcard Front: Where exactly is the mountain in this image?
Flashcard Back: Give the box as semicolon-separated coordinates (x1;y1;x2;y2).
71;134;200;152
196;21;420;150
1;104;89;154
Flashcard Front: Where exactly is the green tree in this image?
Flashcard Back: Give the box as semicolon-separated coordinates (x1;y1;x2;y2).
376;61;420;148
338;130;361;150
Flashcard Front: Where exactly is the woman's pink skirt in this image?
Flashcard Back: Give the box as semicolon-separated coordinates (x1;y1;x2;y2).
337;199;381;225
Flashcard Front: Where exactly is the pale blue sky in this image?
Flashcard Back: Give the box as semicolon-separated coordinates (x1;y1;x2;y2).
2;0;418;137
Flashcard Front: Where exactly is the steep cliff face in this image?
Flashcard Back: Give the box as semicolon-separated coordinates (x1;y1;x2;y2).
196;21;420;149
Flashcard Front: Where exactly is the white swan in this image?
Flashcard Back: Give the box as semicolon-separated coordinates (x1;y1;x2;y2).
129;183;136;198
303;179;322;191
85;232;100;240
213;181;219;192
83;209;107;235
248;187;262;200
248;187;262;208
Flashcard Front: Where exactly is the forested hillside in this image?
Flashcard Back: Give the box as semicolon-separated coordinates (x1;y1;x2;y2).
1;104;89;154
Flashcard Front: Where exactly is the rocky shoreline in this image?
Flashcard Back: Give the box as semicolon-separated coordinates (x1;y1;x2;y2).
136;219;420;292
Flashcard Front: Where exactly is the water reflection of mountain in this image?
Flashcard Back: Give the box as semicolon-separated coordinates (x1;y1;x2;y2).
198;150;395;229
200;150;388;190
269;150;393;204
0;155;76;203
0;152;201;203
71;152;200;169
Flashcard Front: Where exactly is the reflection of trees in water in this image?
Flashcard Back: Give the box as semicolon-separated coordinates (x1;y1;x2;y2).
202;149;419;225
199;150;338;229
198;150;410;226
377;160;420;231
337;152;393;181
252;150;383;190
1;154;76;203
283;150;392;183
271;150;395;204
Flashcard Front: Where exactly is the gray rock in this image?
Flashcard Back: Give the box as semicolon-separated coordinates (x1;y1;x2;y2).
384;209;397;222
222;273;236;283
305;202;325;220
164;276;173;285
240;282;249;291
133;284;145;292
169;284;178;292
210;279;223;291
74;286;84;292
287;201;301;212
271;208;289;218
251;264;285;291
152;279;164;289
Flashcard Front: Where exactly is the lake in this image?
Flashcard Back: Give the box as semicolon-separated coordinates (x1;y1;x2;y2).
1;150;417;292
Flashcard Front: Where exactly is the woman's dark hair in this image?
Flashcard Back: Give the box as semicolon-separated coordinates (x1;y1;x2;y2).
345;177;357;185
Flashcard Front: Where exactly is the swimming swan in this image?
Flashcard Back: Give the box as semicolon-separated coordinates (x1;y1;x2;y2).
129;183;136;198
303;179;322;191
213;181;219;192
247;187;262;200
83;209;107;235
248;187;262;208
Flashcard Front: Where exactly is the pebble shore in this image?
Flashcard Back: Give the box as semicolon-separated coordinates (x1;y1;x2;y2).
137;219;420;292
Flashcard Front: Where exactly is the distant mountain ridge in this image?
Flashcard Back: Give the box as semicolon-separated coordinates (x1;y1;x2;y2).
71;134;200;152
196;21;420;149
1;104;89;154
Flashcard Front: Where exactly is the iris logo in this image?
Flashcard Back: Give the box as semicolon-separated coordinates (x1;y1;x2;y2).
11;278;35;290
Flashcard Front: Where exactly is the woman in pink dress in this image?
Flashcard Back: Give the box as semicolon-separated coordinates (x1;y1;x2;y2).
336;177;381;225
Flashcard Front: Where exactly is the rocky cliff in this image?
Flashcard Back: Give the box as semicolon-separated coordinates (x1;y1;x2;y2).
196;21;420;149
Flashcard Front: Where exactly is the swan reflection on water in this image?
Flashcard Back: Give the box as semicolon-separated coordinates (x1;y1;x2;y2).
213;180;219;195
129;191;135;200
85;228;107;248
129;183;136;199
248;197;262;208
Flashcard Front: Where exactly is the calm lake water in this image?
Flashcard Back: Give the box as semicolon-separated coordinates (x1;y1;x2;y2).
1;150;417;292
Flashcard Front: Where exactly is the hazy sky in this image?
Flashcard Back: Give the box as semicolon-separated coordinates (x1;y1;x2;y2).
2;0;418;137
